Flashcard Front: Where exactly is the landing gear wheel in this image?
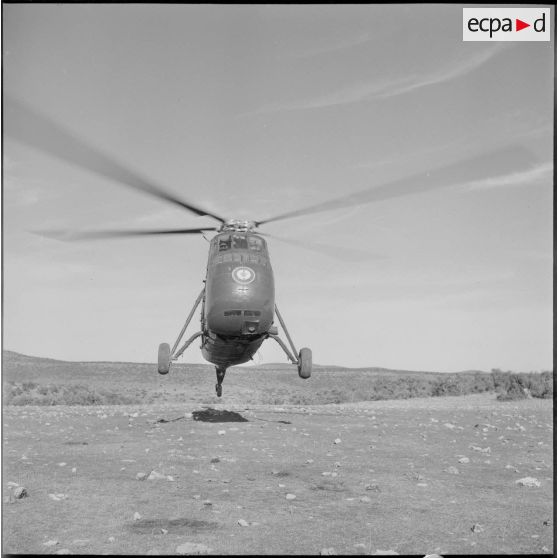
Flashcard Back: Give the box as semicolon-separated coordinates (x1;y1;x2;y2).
298;347;312;379
158;343;171;375
215;383;223;397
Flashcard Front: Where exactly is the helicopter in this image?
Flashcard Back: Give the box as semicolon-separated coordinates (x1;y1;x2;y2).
5;98;538;396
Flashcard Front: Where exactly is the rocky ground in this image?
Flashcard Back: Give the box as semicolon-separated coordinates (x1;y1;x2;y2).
3;393;554;555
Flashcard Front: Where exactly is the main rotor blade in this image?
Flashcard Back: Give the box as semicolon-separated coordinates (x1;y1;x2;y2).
5;97;226;224
261;232;385;262
34;227;218;242
256;145;538;226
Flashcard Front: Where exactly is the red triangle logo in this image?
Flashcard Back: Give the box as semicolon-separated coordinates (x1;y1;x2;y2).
516;19;530;31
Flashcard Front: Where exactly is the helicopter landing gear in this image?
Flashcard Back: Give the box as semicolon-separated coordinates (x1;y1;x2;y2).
297;347;312;379
157;288;204;375
158;343;171;375
268;304;313;380
215;367;226;397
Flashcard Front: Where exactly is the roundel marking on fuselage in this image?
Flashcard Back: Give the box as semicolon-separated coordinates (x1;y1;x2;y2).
232;266;256;285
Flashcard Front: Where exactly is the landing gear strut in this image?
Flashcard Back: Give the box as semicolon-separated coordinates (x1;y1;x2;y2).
215;367;226;397
157;288;204;375
268;304;312;379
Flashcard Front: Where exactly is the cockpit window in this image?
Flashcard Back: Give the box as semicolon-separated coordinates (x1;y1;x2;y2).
231;235;248;250
214;234;265;256
248;236;263;251
218;236;231;251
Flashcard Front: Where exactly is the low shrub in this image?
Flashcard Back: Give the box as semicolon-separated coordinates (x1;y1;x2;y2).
4;382;142;406
495;371;553;401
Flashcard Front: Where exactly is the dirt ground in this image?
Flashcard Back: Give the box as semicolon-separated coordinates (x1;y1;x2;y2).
2;393;554;555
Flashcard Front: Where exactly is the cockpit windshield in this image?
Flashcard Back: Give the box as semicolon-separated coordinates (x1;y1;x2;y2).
248;236;263;251
232;235;248;250
216;234;264;252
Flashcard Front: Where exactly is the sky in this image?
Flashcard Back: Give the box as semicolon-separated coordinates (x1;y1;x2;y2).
2;4;555;372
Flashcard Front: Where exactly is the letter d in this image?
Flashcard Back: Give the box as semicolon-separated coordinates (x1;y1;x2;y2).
534;13;545;32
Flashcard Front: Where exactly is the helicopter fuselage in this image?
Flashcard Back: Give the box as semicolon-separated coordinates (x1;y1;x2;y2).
201;232;275;368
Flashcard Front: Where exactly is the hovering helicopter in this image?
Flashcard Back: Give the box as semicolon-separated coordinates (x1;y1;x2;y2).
154;216;313;397
5;98;538;396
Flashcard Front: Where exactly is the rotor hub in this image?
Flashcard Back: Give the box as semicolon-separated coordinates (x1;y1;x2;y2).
219;219;256;233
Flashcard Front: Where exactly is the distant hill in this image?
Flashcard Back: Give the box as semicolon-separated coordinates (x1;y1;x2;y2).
2;349;516;406
3;350;484;375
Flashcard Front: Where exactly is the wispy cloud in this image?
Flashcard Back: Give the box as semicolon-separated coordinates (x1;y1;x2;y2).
464;161;553;191
291;32;375;59
242;44;508;116
372;44;508;100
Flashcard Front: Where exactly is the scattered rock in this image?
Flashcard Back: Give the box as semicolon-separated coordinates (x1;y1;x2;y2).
176;542;212;555
58;462;66;467
43;540;59;547
470;445;491;454
360;496;372;503
133;512;142;521
108;537;116;543
285;493;296;500
320;548;336;555
445;466;459;475
136;472;148;481
210;457;220;463
218;430;226;436
55;549;71;555
238;519;250;527
147;471;167;481
13;486;28;499
458;457;470;464
161;529;168;535
515;477;541;488
48;493;68;501
471;523;484;533
334;438;342;444
365;483;381;491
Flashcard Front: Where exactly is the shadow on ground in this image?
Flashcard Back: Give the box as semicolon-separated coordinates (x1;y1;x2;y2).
192;408;248;422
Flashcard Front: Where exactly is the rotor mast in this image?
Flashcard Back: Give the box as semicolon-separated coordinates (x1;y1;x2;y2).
219;219;257;233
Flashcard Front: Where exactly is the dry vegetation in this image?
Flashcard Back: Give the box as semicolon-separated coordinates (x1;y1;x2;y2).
3;351;553;407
